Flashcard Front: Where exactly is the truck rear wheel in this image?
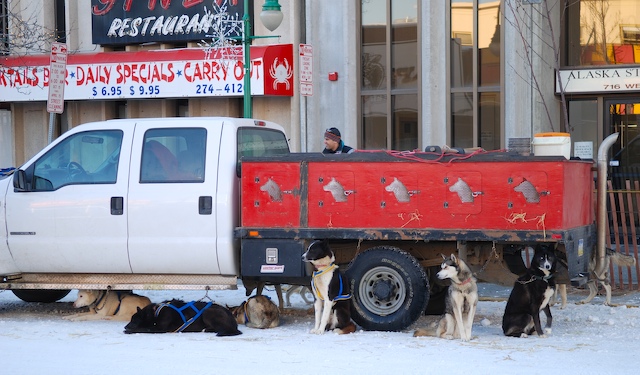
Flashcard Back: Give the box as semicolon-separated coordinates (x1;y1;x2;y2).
346;246;429;331
12;289;71;303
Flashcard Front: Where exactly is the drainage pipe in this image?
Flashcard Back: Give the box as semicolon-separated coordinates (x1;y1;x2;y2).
595;132;619;278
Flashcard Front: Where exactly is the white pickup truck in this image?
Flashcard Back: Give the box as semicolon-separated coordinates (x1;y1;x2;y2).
1;116;606;332
0;117;290;303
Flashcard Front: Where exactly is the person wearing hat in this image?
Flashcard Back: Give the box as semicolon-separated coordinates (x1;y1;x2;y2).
322;127;355;154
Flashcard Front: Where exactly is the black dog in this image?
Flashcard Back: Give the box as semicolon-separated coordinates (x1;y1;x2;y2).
124;299;242;336
502;245;557;338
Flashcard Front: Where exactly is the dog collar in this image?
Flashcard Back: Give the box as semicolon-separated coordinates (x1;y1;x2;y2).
537;274;554;282
243;301;249;324
92;290;108;312
458;277;473;286
313;263;336;276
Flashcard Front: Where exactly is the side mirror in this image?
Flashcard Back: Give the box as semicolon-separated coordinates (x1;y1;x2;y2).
13;169;27;191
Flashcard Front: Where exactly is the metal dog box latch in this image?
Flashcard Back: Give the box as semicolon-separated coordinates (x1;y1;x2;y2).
266;247;278;264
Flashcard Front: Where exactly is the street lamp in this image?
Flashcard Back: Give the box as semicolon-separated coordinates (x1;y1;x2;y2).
260;0;283;32
243;0;283;118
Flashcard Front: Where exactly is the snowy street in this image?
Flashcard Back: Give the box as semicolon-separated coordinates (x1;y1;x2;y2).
1;283;639;375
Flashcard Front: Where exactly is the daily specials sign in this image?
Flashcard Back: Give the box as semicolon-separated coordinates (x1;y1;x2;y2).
91;0;245;45
0;44;294;102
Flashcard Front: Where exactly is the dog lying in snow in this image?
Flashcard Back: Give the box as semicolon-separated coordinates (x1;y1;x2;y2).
64;290;151;321
124;299;242;336
228;295;280;329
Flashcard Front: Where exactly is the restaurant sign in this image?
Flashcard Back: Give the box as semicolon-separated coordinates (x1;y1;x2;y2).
91;0;245;45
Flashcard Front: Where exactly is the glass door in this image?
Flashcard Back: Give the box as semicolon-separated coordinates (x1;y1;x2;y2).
606;99;640;187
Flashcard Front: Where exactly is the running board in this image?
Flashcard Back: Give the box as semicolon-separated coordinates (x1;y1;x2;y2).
1;273;238;291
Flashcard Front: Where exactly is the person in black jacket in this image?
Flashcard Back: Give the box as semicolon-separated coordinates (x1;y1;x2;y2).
322;127;355;154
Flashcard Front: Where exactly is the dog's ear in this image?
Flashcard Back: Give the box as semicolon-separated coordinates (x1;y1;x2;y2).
450;253;458;263
440;253;446;260
136;307;142;312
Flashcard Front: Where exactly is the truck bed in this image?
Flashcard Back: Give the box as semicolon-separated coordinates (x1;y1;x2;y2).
240;151;594;235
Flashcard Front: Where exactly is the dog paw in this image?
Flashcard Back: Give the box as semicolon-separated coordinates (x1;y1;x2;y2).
444;334;454;340
519;333;529;338
544;328;552;335
310;329;324;335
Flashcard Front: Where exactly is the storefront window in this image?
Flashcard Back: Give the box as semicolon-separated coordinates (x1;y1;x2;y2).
566;0;640;66
451;0;473;88
450;0;501;149
361;0;419;150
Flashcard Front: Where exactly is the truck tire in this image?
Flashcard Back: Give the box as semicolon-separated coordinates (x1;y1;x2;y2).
12;289;71;303
345;246;429;331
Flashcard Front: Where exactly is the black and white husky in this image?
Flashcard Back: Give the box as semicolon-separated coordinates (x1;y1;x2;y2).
414;254;478;341
502;244;557;338
302;240;356;335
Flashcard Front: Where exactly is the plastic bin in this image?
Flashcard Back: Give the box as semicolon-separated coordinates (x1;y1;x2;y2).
532;132;571;159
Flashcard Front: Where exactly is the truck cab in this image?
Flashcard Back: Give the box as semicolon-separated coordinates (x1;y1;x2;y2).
0;117;289;301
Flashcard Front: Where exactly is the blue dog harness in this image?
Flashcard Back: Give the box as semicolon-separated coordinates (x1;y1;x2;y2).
311;264;351;301
155;301;213;332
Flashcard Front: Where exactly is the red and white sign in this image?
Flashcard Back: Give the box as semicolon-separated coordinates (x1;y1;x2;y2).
47;42;68;113
299;44;313;97
1;44;294;102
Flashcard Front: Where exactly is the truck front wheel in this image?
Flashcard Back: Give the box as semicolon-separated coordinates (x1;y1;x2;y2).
346;246;429;331
12;289;71;303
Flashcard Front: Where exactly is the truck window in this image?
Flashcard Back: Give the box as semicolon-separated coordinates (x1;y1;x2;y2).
237;127;289;159
32;130;123;191
140;128;206;183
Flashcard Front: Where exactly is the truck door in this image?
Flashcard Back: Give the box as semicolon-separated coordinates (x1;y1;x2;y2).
127;124;221;274
5;129;132;273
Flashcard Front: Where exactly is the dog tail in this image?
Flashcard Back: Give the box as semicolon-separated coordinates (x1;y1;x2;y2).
335;321;356;335
413;327;438;337
609;250;637;268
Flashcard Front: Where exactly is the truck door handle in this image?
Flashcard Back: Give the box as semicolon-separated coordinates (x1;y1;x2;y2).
111;196;124;215
199;196;212;215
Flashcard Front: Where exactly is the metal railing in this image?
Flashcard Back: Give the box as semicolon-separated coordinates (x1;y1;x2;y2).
604;179;640;290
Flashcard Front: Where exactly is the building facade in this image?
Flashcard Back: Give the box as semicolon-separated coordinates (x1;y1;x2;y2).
1;0;639;169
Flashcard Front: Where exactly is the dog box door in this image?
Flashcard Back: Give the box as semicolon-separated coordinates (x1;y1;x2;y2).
444;172;482;215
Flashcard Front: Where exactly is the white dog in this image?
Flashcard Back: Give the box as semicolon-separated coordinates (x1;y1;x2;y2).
64;290;151;321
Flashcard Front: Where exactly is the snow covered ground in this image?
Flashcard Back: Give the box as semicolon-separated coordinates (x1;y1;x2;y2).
1;283;639;375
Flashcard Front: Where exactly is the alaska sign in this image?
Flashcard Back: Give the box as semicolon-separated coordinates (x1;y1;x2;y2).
556;67;640;94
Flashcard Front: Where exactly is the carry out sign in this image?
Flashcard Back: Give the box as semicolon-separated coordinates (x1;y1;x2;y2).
0;44;294;102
